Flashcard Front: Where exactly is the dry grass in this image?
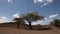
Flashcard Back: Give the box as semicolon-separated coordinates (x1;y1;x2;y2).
0;27;60;34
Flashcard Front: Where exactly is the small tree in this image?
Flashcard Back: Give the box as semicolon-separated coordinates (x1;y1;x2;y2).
13;18;24;29
54;19;60;27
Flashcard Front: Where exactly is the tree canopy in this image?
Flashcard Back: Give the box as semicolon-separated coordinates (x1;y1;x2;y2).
23;11;44;21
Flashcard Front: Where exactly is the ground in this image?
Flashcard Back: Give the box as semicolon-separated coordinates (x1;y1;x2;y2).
0;27;60;34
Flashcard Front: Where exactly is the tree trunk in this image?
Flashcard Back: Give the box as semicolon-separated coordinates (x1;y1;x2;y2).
17;22;20;29
28;21;32;30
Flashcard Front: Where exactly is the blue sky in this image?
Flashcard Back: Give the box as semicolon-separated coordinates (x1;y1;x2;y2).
0;0;60;25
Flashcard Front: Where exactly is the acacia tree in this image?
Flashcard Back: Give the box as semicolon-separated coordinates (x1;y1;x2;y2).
13;18;24;29
23;11;44;30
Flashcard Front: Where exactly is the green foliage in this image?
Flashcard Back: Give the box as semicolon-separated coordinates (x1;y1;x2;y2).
23;11;44;21
54;19;60;27
13;18;25;29
13;18;24;22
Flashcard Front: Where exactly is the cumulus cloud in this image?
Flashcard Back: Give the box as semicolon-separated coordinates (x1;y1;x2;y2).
13;14;20;18
34;0;44;3
0;17;10;23
34;0;53;8
13;12;20;18
7;0;13;3
44;18;47;20
49;14;59;18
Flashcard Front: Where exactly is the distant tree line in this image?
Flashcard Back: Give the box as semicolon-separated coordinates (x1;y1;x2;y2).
54;19;60;27
50;19;60;27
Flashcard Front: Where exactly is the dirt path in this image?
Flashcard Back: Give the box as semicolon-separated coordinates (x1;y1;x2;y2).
0;27;60;34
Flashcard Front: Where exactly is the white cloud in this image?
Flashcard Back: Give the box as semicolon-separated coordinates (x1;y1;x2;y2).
46;0;53;3
44;18;47;20
13;12;21;18
34;0;53;8
7;0;13;3
34;0;44;3
1;17;8;20
13;13;20;18
37;0;44;2
40;2;48;8
49;14;59;18
34;0;37;3
0;17;10;23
